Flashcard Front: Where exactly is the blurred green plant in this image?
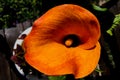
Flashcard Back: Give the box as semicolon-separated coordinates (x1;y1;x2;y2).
48;75;85;80
107;14;120;36
92;4;107;11
0;0;42;29
48;76;66;80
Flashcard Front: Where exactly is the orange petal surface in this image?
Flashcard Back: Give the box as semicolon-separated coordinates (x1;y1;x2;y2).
23;4;101;79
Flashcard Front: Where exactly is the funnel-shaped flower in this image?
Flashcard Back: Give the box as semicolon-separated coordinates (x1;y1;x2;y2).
23;4;101;79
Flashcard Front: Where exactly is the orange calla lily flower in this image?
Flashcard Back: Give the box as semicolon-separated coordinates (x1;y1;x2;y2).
23;4;101;79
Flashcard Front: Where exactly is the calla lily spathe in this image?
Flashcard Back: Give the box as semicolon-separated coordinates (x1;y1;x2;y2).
23;4;101;79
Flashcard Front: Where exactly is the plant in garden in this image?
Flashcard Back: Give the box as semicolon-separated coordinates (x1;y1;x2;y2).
3;0;120;80
0;0;42;29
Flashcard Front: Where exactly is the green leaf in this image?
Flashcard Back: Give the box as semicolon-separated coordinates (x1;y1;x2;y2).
107;14;120;36
95;68;103;73
0;8;3;12
48;76;66;80
92;4;107;11
79;78;85;80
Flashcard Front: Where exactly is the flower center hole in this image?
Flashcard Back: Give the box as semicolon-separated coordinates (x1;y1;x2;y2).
62;34;81;48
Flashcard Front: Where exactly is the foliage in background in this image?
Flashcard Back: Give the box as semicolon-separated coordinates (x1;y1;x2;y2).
48;76;66;80
0;0;42;29
107;14;120;36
